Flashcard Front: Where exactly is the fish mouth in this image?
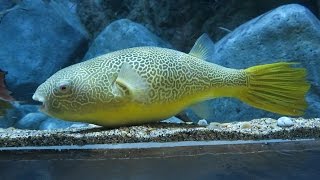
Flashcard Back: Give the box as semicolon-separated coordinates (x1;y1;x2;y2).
32;94;46;111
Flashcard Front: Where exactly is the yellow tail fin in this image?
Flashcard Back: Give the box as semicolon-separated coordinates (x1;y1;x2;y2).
239;62;310;116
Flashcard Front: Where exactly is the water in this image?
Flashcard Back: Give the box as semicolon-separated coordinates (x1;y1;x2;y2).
0;140;319;180
1;1;320;179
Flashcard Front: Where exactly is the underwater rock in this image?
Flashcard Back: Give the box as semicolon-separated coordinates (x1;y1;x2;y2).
277;117;294;127
0;70;14;117
0;0;89;102
0;110;15;128
13;104;38;116
0;70;14;102
83;19;172;60
241;122;252;129
197;119;208;126
0;0;15;11
162;117;185;124
195;4;320;122
0;100;87;130
207;122;221;130
0;0;16;21
15;113;47;130
0;103;37;128
39;118;88;130
76;1;319;52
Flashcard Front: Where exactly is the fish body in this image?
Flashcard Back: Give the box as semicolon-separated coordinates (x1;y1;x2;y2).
33;34;310;127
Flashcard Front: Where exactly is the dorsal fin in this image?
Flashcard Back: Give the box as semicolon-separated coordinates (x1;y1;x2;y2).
114;62;149;103
189;33;215;61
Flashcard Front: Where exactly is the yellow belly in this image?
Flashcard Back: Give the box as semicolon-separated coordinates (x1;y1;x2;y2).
81;102;183;127
67;88;237;127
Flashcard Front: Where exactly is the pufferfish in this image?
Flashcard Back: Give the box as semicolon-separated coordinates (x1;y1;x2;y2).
32;34;310;127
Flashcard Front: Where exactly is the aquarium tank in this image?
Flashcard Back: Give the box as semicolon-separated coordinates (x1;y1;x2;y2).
0;0;320;179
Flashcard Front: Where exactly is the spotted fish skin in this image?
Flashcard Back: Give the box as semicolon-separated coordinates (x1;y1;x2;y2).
33;46;247;126
33;34;310;127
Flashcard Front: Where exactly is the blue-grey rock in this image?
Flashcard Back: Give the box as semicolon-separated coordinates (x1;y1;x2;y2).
0;108;16;128
197;119;208;126
15;112;47;130
162;117;185;124
277;117;294;127
50;0;87;36
0;103;38;128
39;118;88;130
0;0;89;102
193;4;320;122
13;103;38;116
83;19;172;60
0;0;14;11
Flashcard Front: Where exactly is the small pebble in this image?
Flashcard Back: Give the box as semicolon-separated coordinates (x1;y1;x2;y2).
207;122;221;130
220;123;231;128
241;122;252;129
197;119;208;126
88;124;102;128
269;125;275;129
264;118;273;124
162;117;185;124
314;121;320;127
277;117;294;127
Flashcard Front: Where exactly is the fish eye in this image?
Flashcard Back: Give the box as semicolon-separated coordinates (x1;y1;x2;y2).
59;85;68;91
56;80;72;94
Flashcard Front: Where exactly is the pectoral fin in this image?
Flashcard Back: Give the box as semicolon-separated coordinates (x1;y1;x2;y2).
114;62;149;103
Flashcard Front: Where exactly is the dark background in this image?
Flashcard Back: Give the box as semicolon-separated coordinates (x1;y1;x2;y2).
76;0;320;51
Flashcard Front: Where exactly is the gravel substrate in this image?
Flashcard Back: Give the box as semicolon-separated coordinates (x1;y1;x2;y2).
0;117;319;147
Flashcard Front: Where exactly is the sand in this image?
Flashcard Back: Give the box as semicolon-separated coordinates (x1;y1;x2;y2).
0;117;319;147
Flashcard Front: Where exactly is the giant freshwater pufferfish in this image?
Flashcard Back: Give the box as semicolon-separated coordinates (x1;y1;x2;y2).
32;34;310;127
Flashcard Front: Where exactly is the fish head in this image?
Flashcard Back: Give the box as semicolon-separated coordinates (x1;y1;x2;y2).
32;64;94;120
